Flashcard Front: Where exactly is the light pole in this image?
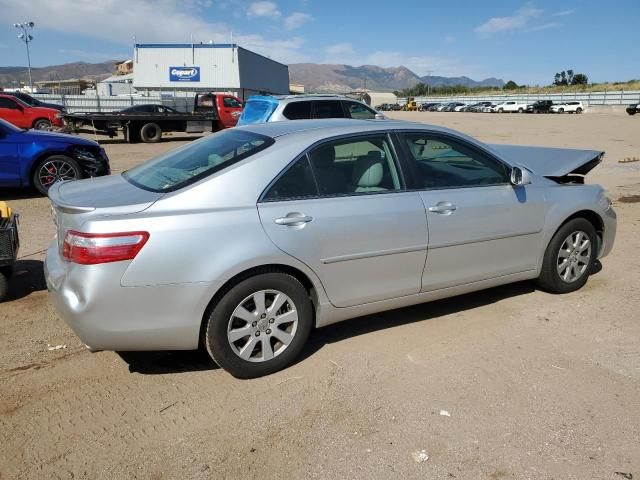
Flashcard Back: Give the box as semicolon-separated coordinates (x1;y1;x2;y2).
13;21;35;92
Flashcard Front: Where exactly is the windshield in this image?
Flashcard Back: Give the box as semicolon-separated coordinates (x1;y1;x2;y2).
123;129;274;193
237;97;278;125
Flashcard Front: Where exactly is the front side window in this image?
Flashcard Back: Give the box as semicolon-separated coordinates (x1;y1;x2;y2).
313;100;344;119
282;101;312;120
124;129;274;192
344;101;376;119
399;133;509;189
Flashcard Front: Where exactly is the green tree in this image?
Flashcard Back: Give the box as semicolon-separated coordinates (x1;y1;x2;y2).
571;73;588;85
504;80;519;90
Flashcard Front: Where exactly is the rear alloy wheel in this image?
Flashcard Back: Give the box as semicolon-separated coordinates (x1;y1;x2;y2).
205;272;313;378
140;122;162;143
33;119;52;130
537;218;596;293
33;155;82;195
518;107;524;113
576;107;583;114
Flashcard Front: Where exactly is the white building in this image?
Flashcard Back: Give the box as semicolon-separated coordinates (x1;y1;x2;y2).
133;43;289;100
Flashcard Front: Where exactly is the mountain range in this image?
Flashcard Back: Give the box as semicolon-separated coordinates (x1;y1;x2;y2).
0;60;504;93
288;63;504;92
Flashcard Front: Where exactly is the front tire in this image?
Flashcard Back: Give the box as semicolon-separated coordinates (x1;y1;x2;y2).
204;272;313;378
537;218;597;293
33;118;52;130
32;155;82;195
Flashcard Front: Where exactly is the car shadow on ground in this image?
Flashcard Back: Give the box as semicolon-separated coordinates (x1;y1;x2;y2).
3;259;47;301
1;189;44;201
294;280;537;366
96;135;204;145
117;280;538;376
118;350;218;375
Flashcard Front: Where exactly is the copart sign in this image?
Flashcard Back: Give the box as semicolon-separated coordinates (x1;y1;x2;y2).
170;66;200;82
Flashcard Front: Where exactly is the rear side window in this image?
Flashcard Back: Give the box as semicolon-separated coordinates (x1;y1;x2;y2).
237;98;278;125
124;130;274;192
282;101;312;120
313;100;344;119
344;101;376;119
263;156;318;200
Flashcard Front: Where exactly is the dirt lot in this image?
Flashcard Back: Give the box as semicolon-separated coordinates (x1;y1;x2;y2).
1;111;639;479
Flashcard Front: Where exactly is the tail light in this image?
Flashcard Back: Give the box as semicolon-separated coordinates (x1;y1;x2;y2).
63;230;149;265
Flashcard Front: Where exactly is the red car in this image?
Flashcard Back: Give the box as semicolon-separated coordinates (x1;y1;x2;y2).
0;94;63;130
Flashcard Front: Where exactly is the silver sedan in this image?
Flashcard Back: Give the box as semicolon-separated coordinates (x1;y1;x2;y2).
45;119;616;378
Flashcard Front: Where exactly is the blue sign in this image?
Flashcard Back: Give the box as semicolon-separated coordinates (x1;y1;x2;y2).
169;66;200;82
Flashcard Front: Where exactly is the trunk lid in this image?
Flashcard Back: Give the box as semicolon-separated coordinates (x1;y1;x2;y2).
488;144;603;177
48;175;163;252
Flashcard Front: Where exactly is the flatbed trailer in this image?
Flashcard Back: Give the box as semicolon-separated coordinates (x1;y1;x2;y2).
63;111;219;143
62;93;243;143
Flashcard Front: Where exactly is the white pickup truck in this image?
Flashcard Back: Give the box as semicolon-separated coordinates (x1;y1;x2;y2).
491;101;529;113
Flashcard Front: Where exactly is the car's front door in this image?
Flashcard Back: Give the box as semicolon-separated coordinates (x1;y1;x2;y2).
395;132;546;291
0;128;20;187
258;133;429;307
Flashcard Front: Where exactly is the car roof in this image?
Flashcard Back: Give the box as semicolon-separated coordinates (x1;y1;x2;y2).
237;118;466;141
247;94;367;104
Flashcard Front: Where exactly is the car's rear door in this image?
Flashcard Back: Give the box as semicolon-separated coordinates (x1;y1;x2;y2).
394;131;546;291
258;133;429;307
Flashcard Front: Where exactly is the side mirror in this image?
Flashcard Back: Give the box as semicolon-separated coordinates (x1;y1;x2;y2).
374;113;385;120
510;165;531;186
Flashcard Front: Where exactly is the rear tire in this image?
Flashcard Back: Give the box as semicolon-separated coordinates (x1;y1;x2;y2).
33;118;52;130
537;218;597;294
204;272;313;378
32;155;82;195
140;123;162;143
518;107;524;113
576;107;583;114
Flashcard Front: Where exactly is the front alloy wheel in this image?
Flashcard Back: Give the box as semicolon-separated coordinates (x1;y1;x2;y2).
556;231;591;283
33;155;82;195
537;218;596;293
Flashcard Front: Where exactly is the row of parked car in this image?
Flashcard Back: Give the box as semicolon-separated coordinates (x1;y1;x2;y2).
417;100;586;114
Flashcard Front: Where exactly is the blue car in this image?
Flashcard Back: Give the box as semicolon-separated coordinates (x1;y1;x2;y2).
0;119;110;195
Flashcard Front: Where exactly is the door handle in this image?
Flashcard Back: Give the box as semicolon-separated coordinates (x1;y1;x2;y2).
428;202;457;214
274;215;313;226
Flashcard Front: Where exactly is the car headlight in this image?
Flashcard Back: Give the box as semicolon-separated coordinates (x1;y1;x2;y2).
73;147;97;162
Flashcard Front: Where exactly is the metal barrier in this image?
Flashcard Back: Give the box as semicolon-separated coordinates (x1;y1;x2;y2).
400;90;640;106
32;94;195;113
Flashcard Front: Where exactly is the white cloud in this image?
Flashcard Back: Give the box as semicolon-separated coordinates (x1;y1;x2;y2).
247;1;281;18
527;22;561;32
0;0;306;64
474;4;542;35
323;44;483;77
553;8;576;16
284;12;312;30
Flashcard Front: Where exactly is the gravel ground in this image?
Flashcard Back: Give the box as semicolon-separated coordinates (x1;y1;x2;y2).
1;111;639;479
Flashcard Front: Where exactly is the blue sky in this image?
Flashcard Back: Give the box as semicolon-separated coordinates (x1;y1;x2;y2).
1;0;639;85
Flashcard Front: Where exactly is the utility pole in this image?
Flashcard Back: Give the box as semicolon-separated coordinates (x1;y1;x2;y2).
13;21;35;92
425;70;433;96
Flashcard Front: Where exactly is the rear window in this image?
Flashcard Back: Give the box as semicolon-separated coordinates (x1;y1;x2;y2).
237;98;278;125
123;129;274;193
